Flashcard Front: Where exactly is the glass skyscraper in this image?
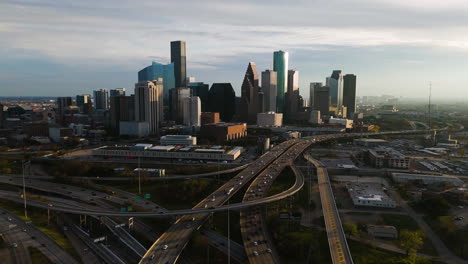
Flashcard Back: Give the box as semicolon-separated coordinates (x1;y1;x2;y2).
273;50;288;113
138;61;175;101
171;40;187;88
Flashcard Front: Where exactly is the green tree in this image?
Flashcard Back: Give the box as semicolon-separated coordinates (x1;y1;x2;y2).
343;222;359;238
399;230;424;256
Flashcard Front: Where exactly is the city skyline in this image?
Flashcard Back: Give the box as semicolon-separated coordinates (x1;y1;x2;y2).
1;0;468;99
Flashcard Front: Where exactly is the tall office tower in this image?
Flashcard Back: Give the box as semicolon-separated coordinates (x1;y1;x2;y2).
257;88;265;114
169;87;191;123
183;96;201;127
188;82;209;111
329;70;343;110
343;74;357;117
240;62;259;123
56;96;72;123
171;40;187;88
93;89;109;110
138;61;175;101
314;86;330;116
186;77;196;83
309;82;322;109
273;50;289;113
208;83;236;122
76;94;91;112
134;79;164;135
110;95;134;134
286;70;299;116
110;88;126;97
261;70;277;112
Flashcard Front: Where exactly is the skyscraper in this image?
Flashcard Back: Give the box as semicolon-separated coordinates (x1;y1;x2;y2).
188;82;209;112
286;70;299;116
110;95;134;134
309;82;322;109
56;97;72;124
134;79;164;135
110;88;126;97
240;62;259;123
314;86;330;116
171;40;187;88
169;87;191;123
273;50;288;113
261;70;277;112
76;94;91;112
343;74;357;117
257;87;264;114
329;70;343;112
138;61;175;101
208;83;236;122
93;89;109;110
183;96;201;127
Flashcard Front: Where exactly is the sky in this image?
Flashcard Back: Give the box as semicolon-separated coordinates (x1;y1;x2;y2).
1;0;468;100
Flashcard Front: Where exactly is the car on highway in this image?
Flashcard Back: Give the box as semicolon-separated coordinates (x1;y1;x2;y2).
253;251;259;256
162;244;168;250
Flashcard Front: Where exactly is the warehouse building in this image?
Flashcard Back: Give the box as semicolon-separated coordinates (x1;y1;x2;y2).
346;182;397;208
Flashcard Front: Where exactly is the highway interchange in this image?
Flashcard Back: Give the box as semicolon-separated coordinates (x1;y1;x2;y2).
0;129;436;264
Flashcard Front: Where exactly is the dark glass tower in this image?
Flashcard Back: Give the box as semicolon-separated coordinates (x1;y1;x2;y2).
240;62;259;123
171;41;187;88
343;74;357;117
208;83;236;122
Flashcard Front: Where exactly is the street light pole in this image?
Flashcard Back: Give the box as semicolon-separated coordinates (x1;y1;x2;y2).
138;156;141;195
22;160;29;219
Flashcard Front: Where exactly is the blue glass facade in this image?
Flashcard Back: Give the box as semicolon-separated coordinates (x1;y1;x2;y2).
138;62;175;100
273;51;288;113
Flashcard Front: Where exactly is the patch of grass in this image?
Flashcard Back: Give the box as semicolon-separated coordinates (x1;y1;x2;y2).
381;214;419;231
28;247;52;264
424;216;468;260
345;211;373;216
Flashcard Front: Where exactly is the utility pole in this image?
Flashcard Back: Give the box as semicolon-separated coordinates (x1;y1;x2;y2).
227;199;230;264
428;82;432;131
22;160;30;219
138;156;141;194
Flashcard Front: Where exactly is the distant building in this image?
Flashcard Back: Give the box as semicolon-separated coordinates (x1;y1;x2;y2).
314;86;330;117
0;102;4;128
160;135;197;145
200;123;247;143
134;79;163;135
138;61;175;100
329;118;353;129
273;50;288;113
261;70;277;112
367;225;398;239
257;112;283;127
343;74;357;117
93;89;109;110
171;40;187;88
119;121;149;137
110;88;126;97
169;87;191;123
182;96;201;127
240;62;260;123
188;82;209;111
208;83;236;122
56;97;72;124
49;126;73;142
367;147;410;169
76;94;91;112
329;70;343;110
309;82;322;109
392;173;463;187
110;95;134;134
286;70;299;117
346;182;396;208
309;110;322;124
23;122;49;137
201;112;220;125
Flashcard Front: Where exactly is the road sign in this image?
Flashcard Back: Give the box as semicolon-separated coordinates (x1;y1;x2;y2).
120;208;127;212
134;196;140;201
144;193;151;199
127;206;133;211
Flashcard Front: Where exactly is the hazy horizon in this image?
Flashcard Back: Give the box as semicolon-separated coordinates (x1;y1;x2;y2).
1;0;468;99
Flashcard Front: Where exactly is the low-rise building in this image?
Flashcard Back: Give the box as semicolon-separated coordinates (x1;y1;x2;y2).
367;147;410;169
346;182;397;208
200;112;220;125
49;126;73;142
92;144;243;161
392;173;463;187
354;138;388;147
200;122;247;143
160;135;197;146
329;117;353;129
367;225;398;239
257;112;283;127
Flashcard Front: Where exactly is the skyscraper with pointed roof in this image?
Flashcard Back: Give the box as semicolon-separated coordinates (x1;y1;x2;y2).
240;62;260;123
